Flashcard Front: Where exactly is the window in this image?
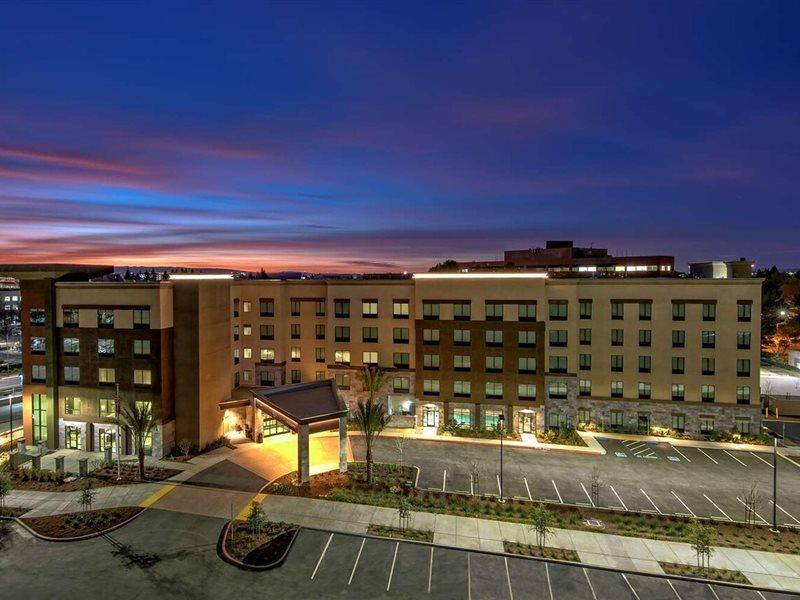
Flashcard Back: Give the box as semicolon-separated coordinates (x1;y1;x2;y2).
97;309;114;328
291;324;300;339
672;356;685;374
518;384;536;399
393;327;409;343
638;355;651;373
737;386;751;404
290;300;300;316
64;366;80;384
335;373;351;390
701;384;715;402
291;347;301;361
734;417;751;434
578;407;591;423
315;324;326;340
31;337;46;354
485;382;503;399
243;369;253;382
243;347;252;359
484;409;503;430
518;303;536;321
700;416;715;433
32;393;47;442
335;326;351;342
638;329;651;347
423;379;440;395
133;309;150;328
233;326;240;341
549;356;567;373
259;298;274;317
334;300;350;318
611;329;624;346
454;329;471;346
549;329;567;347
701;330;715;348
362;300;378;318
454;380;471;397
702;357;715;375
671;413;685;432
549;301;567;320
243;325;252;336
453;355;471;371
610;410;624;428
485;356;503;373
639;302;652;321
29;308;45;325
579;353;591;371
610;355;623;372
242;301;251;314
737;331;751;349
65;396;81;415
98;367;115;384
315;300;326;316
518;357;536;374
260;348;275;362
423;329;440;345
315;371;326;381
702;303;716;322
65;425;81;449
611;381;623;398
291;370;300;384
485;302;503;321
672;303;685;321
362;327;378;343
334;350;351;365
393;300;409;319
672;329;685;348
234;372;240;387
579;379;591;397
31;364;46;382
260;324;274;340
234;348;240;364
63;308;79;327
737;302;752;322
453;407;471;426
98;338;115;357
134;369;152;386
518;330;536;347
362;351;378;365
393;377;410;393
315;347;325;363
261;371;275;386
423;354;440;370
453;303;471;320
422;302;440;320
485;330;503;346
638;382;651;400
579;300;592;319
393;352;409;368
737;359;751;377
671;384;685;401
611;301;624;320
548;381;567;399
579;328;592;345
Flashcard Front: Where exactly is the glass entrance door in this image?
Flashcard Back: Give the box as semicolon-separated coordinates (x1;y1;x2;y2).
520;413;535;434
65;426;81;449
422;406;439;427
637;413;650;434
98;428;116;452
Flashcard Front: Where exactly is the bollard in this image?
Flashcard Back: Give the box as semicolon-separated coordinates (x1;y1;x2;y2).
78;457;89;477
32;454;41;469
54;456;65;473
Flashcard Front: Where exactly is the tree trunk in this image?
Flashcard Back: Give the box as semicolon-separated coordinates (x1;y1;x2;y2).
138;446;145;480
366;439;372;486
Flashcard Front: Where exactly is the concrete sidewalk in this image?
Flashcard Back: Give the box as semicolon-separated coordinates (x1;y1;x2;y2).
260;494;800;593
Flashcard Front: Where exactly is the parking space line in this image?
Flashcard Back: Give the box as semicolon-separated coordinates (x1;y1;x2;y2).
583;568;598;600
756;592;767;600
723;450;747;467
386;542;399;591
545;562;554;600
667;580;683;599
702;494;732;521
348;538;365;585
736;497;769;524
579;482;594;507
470;474;474;496
427;547;433;593
609;485;628;511
467;553;472;600
442;469;447;492
523;477;533;501
707;583;721;600
670;445;691;462
311;533;334;580
633;447;651;457
504;557;513;600
621;573;641;600
770;500;800;525
640;488;662;514
671;491;696;517
750;451;773;468
552;480;563;504
496;474;502;496
697;449;719;465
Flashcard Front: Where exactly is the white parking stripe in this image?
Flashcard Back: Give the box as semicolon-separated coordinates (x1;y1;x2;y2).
428;547;434;593
736;497;769;524
723;450;747;467
750;452;773;468
671;491;696;517
622;573;641;600
697;449;718;464
386;542;399;591
442;469;447;492
505;557;514;600
770;500;800;525
670;445;691;462
580;482;595;507
583;568;598;600
640;488;662;514
629;443;647;452
496;474;502;496
523;477;533;501
470;474;474;496
545;562;554;600
467;553;472;600
311;533;334;579
667;580;683;599
610;485;628;511
633;447;651;456
552;480;563;504
348;538;365;585
707;583;721;600
702;494;732;521
756;592;767;600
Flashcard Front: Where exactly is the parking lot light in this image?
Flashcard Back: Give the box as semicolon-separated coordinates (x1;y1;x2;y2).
498;413;505;504
763;426;782;534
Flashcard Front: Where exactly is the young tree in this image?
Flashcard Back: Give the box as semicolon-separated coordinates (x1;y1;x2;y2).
394;435;407;472
742;483;761;527
246;501;266;538
354;366;390;485
687;519;714;573
119;399;158;480
397;496;411;531
80;478;96;513
469;460;482;495
529;503;554;551
0;470;13;512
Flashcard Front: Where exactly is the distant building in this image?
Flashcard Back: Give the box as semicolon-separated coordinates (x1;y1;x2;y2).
688;258;754;279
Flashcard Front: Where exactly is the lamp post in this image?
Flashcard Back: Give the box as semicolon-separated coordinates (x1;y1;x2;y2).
498;413;505;503
115;383;122;480
764;426;781;534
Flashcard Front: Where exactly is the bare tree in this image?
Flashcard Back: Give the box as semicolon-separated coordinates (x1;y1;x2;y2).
394;435;408;472
742;483;761;527
469;460;482;496
589;466;603;508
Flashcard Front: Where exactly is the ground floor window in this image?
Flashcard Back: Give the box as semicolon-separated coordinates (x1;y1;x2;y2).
734;417;751;435
142;431;153;456
32;393;47;443
547;412;567;429
609;410;624;429
700;416;715;434
671;414;685;433
98;427;117;452
65;425;81;449
452;408;471;427
577;407;590;424
263;416;290;437
484;409;502;430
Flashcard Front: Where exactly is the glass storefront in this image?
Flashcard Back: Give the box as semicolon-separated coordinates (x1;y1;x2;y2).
263;415;290;437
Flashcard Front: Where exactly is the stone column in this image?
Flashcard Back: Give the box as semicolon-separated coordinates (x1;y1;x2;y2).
297;423;310;484
339;416;348;473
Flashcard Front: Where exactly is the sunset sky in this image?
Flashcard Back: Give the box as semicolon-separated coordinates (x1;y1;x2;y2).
1;1;799;273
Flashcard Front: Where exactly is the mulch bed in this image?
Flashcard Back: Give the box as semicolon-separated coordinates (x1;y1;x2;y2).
10;464;182;492
23;506;143;538
659;561;749;584
224;521;298;565
266;462;415;498
0;507;27;518
367;524;434;542
504;541;581;561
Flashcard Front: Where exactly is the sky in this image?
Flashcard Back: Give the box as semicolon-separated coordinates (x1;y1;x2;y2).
1;1;799;273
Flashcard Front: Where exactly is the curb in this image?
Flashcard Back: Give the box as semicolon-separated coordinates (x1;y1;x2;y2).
217;519;300;571
3;506;146;542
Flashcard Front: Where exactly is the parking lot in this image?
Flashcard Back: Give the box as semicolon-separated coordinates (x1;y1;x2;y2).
352;437;800;527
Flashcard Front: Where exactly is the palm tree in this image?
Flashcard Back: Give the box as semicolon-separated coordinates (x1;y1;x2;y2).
119;399;158;480
354;366;390;485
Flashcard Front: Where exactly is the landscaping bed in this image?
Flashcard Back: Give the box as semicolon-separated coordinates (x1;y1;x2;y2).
7;464;181;491
367;524;434;542
266;462;415;498
23;506;142;538
223;520;298;566
537;428;586;447
659;561;749;584
438;421;521;441
0;506;27;518
504;541;580;562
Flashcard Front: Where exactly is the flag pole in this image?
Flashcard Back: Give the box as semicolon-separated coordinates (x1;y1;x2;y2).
115;383;122;480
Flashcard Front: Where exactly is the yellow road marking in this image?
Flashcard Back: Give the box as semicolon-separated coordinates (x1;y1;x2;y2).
139;484;177;508
236;492;267;520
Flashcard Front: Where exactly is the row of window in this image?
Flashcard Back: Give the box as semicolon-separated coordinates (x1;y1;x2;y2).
421;380;537;400
575;354;752;376
30;365;152;386
29;308;151;328
235;298;410;319
62;396;134;417
557;328;750;349
31;337;151;357
422;329;537;346
421;354;537;373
